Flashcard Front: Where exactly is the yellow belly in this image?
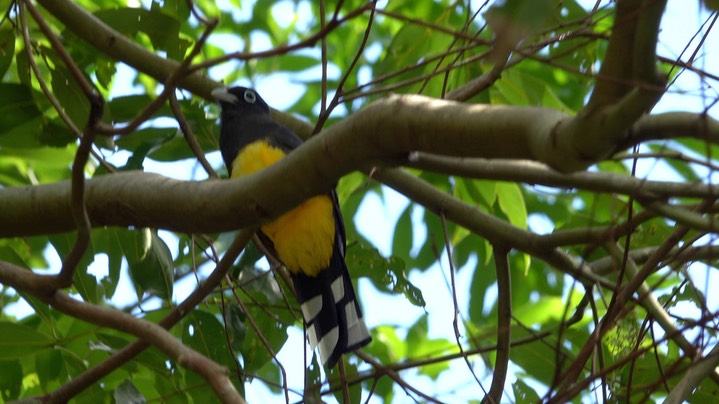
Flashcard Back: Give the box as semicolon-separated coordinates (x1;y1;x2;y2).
231;140;335;276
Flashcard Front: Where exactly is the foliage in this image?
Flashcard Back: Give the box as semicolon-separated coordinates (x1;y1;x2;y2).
0;0;718;403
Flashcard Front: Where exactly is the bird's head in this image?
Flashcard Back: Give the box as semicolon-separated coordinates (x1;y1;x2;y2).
211;86;270;115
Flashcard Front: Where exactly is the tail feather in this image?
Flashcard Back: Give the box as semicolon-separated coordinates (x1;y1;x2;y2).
292;248;371;368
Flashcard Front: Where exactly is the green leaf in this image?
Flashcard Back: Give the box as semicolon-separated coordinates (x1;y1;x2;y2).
50;65;90;130
511;331;566;385
38;119;77;148
114;127;178;159
513;378;541;403
109;94;170;122
391;205;413;259
457;178;496;207
491;70;531;105
35;349;63;391
0;116;45;149
15;44;31;85
230;239;264;279
155;372;191;404
513;296;570;327
364;325;406;363
485;0;559;42
468;257;497;324
0;84;41;136
0;26;15;79
16;293;55;332
182;310;244;395
121;140;155;171
0;146;75;184
92;228;124;299
119;228;174;301
688;378;719;402
162;0;191;21
496;182;527;229
94;8;189;60
405;315;454;379
0;359;22;401
94;57;117;90
0;322;54;360
348;239;425;307
96;332;157;373
224;302;247;352
255;54;319;73
74;382;110;404
647;143;700;182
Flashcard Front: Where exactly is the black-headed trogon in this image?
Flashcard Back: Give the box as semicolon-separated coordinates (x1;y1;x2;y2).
212;86;371;368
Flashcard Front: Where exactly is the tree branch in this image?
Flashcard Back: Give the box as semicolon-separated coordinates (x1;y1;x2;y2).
482;244;511;404
628;111;719;146
665;343;719;404
406;153;719;199
548;0;667;172
0;260;245;403
4;93;715;239
0;96;566;237
41;228;254;402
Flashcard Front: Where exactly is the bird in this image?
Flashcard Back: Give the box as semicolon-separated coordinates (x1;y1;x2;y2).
212;86;371;368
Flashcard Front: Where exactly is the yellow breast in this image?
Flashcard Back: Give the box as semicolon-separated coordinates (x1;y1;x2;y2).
231;140;335;276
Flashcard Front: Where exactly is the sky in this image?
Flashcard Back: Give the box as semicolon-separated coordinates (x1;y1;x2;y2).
5;0;719;402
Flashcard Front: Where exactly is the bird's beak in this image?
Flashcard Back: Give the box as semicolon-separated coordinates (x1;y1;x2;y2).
211;87;237;104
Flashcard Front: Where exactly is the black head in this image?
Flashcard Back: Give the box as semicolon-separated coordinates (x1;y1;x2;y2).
211;86;270;115
213;86;283;173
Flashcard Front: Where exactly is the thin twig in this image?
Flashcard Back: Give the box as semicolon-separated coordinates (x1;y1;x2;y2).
439;212;486;396
192;4;374;71
337;359;351;404
313;1;377;133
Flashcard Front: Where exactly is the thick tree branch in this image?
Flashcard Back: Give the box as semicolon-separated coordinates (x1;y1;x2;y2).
0;96;567;237
2;98;716;239
549;0;667;172
587;0;665;108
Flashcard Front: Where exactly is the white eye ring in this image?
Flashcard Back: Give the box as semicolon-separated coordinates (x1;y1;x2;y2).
244;90;257;103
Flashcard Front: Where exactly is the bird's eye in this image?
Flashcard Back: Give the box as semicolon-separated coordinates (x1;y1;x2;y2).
243;90;257;104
